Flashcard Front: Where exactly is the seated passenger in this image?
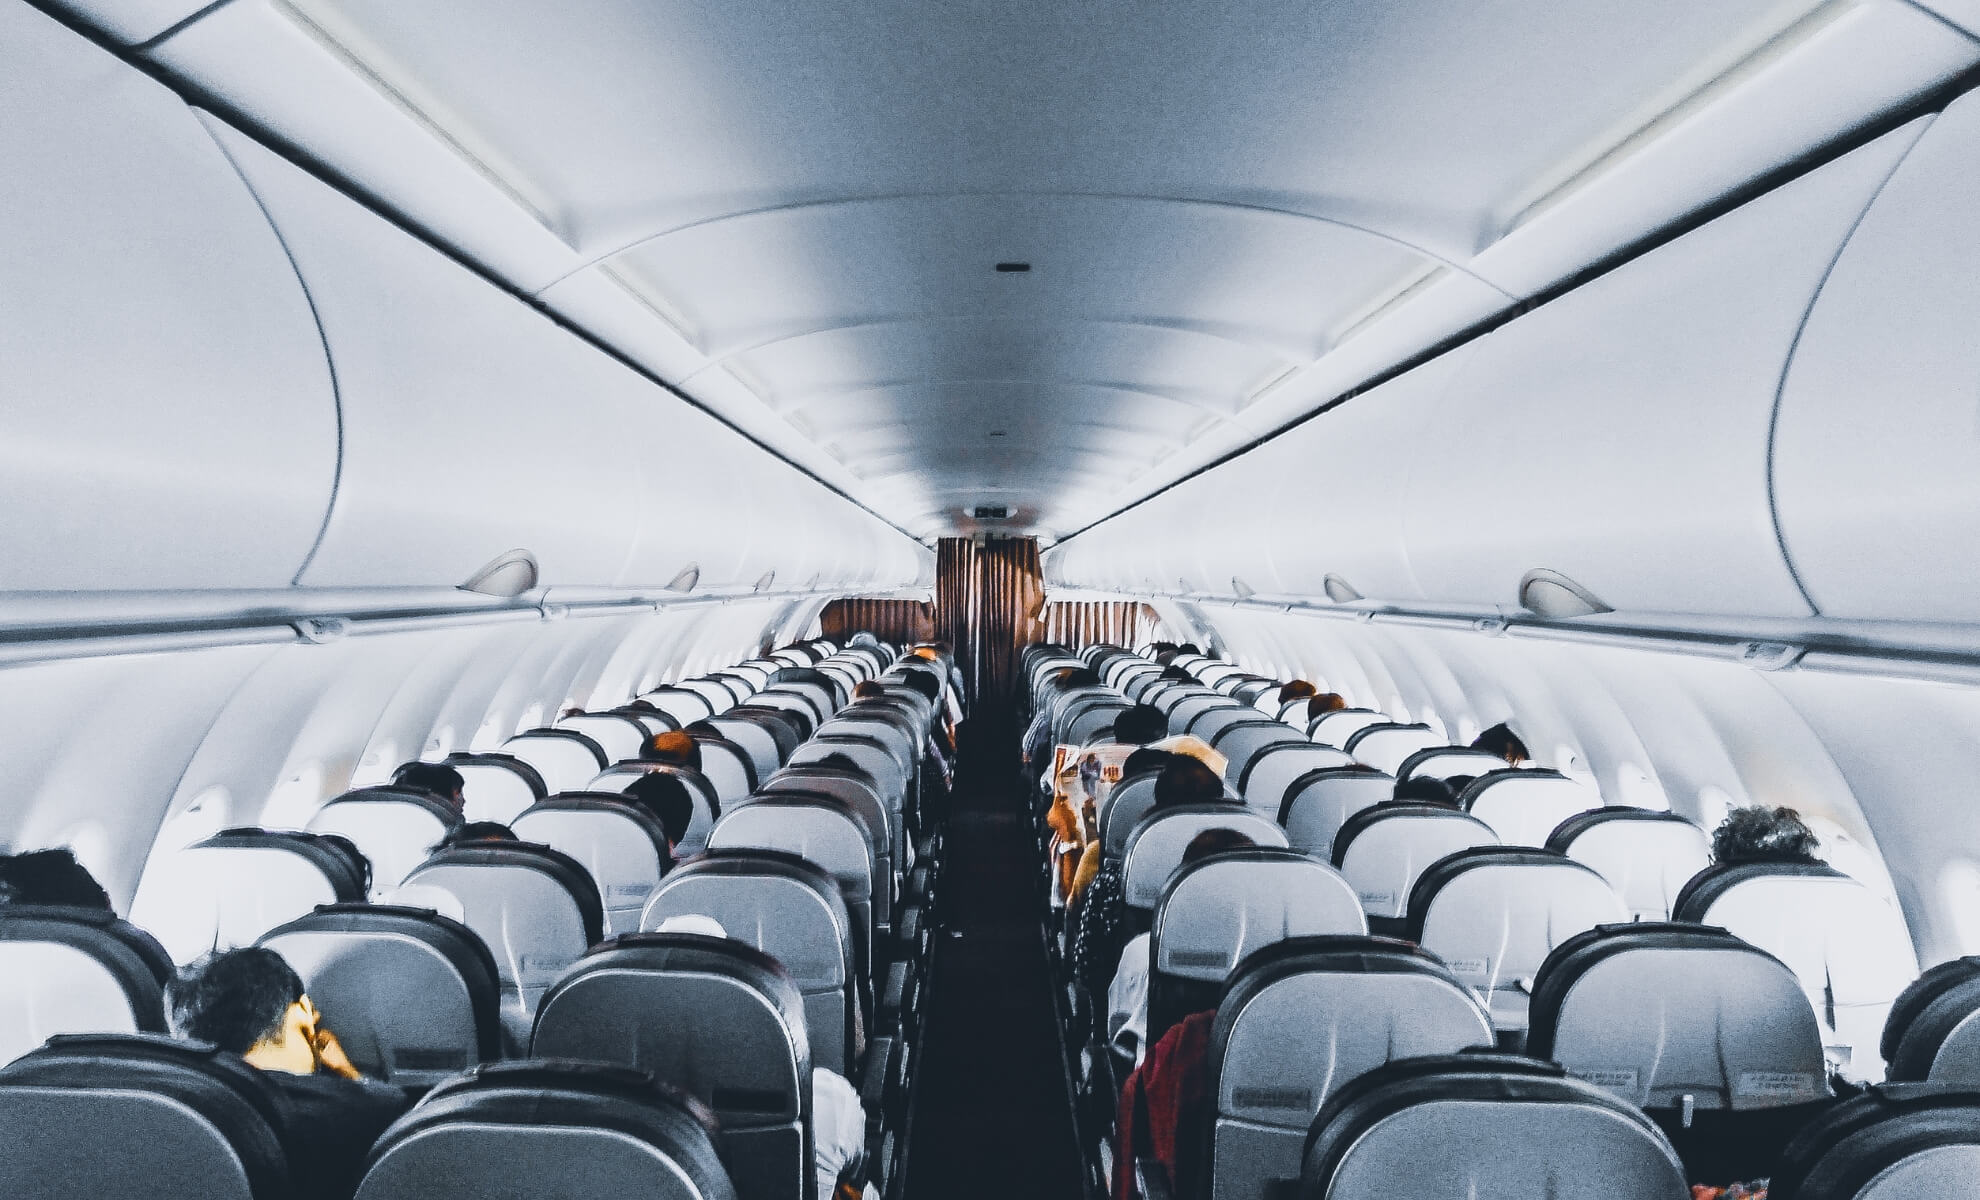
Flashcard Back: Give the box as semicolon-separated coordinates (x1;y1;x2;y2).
1152;756;1227;811
1157;666;1194;682
1121;747;1175;780
1392;774;1459;808
165;947;413;1200
621;772;695;862
1470;722;1530;766
391;761;467;818
1712;804;1823;866
0;846;113;909
1307;692;1349;721
1105;828;1257;1064
853;680;888;702
639;729;703;771
433;820;517;850
1277;680;1318;707
560;706;586;720
1112;704;1167;748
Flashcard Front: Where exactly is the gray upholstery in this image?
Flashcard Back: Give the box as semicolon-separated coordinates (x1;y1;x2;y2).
1334;807;1497;920
642;687;718;726
1344;724;1444;774
1100;773;1162;859
1308;709;1391;749
501;730;609;794
708;801;877;953
306;788;459;895
706;716;785;783
1168;693;1238;735
1236;744;1354;819
513;798;674;935
1189;705;1272;746
1210;722;1307;790
1278;769;1394;857
1122;805;1288;911
589;763;720;853
0;907;169;1068
1395;747;1507;783
1459;769;1601;846
759;769;894;926
445;755;548;825
1550;810;1710;920
556;713;650;764
130;833;357;964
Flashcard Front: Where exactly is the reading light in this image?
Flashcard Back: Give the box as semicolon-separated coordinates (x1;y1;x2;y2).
666;563;702;593
460;549;539;597
1517;568;1613;618
1322;574;1363;604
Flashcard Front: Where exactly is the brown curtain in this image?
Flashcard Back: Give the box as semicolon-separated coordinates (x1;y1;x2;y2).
935;536;1045;710
1038;600;1161;650
820;597;934;646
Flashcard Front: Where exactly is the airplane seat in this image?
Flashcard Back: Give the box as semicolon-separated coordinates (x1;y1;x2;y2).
0;904;171;1066
306;786;461;895
1403;846;1626;1037
1145;848;1365;1046
1166;693;1236;736
1231;679;1278;706
688;733;760;803
1208;721;1306;792
708;798;878;970
256;903;501;1085
1298;1053;1688;1199
588;763;720;853
1203;937;1494;1200
1276;767;1394;858
729;705;810;761
1769;1083;1980;1200
790;736;906;808
498;729;610;795
0;1033;290;1199
677;678;741;715
555;713;650;764
1329;802;1499;935
398;841;602;1050
1393;746;1509;784
132;828;368;964
510;795;675;935
1341;722;1444;775
354;1059;735;1200
706;714;789;782
530;932;810;1200
761;768;897;903
1121;804;1288;927
710;672;761;704
1883;956;1980;1084
1066;700;1131;746
613;706;682;736
1546;807;1711;920
1673;861;1919;1081
763;681;832;727
1526;922;1834;1183
1185;705;1270;746
642;849;857;1076
741;695;819;742
441;753;549;823
641;686;717;727
1456;768;1602;846
1307;708;1390;749
1233;743;1353;818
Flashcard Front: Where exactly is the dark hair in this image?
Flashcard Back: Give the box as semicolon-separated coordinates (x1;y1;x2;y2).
899;668;940;702
0;847;113;910
814;753;874;783
1112;704;1167;746
393;762;466;807
1182;827;1257;866
435;821;516;852
623;773;695;846
1393;775;1458;808
1158;666;1194;682
640;730;702;770
1277;681;1318;705
1123;748;1175;779
854;681;887;701
166;947;304;1053
1442;775;1477;800
314;834;373;893
1177;643;1202;656
1711;805;1823;866
1306;694;1348;721
1154;757;1226;809
1060;668;1101;690
1471;723;1529;764
560;707;586;720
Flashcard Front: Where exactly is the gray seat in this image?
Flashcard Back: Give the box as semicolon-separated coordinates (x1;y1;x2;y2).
690;734;760;806
1330;802;1499;928
512;795;675;935
1188;705;1273;745
1546;808;1711;920
306;786;461;895
1298;1054;1688;1199
761;767;896;924
677;678;741;715
1121;804;1288;920
1307;708;1390;748
1769;1084;1980;1200
642;850;858;1076
443;754;549;825
706;715;787;783
1206;938;1494;1200
0;906;170;1068
355;1060;735;1200
1099;771;1163;860
790;735;906;810
1209;720;1307;792
257;903;502;1085
500;729;610;794
589;763;720;853
1394;746;1507;784
530;933;810;1200
130;829;367;964
708;799;878;963
1457;768;1601;846
556;713;657;765
1343;723;1444;774
641;686;717;727
1168;693;1238;736
1885;957;1980;1084
1235;744;1354;819
1067;700;1132;746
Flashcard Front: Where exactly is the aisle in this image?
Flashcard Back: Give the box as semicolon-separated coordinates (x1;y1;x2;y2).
900;718;1087;1200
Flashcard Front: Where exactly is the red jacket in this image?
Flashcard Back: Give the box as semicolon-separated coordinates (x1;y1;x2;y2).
1113;1010;1215;1200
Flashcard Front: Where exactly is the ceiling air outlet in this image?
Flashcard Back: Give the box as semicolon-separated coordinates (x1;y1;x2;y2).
1518;568;1613;618
460;549;539;597
1231;576;1256;600
753;570;776;593
665;562;701;593
1322;574;1362;604
973;504;1012;520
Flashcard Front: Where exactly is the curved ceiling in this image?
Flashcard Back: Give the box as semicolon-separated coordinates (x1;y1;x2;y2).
62;0;1980;539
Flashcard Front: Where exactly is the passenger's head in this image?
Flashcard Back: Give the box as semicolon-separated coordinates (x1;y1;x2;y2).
434;821;516;852
640;730;702;770
815;752;872;781
622;772;695;848
166;947;319;1072
1153;756;1226;809
1060;668;1101;691
854;680;887;701
1393;775;1458;808
1123;748;1175;779
1112;704;1167;747
1277;681;1318;706
560;706;586;720
1471;723;1530;766
1711;805;1823;866
315;834;372;895
1177;643;1202;656
0;847;113;910
1158;666;1194;682
392;761;467;816
1306;693;1348;721
1182;828;1258;867
900;668;941;703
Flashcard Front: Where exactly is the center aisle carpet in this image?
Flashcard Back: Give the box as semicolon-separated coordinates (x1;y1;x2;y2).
901;717;1086;1200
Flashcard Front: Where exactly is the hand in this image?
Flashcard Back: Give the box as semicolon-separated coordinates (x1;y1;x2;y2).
311;1026;362;1080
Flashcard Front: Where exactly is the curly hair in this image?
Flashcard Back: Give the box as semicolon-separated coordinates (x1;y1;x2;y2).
1711;805;1823;866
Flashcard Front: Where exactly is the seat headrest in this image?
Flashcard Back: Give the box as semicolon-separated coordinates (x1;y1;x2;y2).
1330;802;1490;868
1232;744;1352;814
643;852;853;988
1884;956;1980;1082
1403;846;1593;937
1122;804;1289;910
1671;860;1849;920
1771;1082;1980;1200
1342;723;1443;774
708;799;875;901
1393;746;1508;783
205;829;369;901
0;906;173;1067
326;785;464;823
441;755;550;800
1456;768;1600;845
413;842;604;946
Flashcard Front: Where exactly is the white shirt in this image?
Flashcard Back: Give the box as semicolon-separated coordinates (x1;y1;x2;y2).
1105;932;1152;1064
813;1067;869;1200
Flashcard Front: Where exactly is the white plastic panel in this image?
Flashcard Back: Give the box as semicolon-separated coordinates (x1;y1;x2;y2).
0;5;337;589
1773;93;1980;622
0;942;144;1067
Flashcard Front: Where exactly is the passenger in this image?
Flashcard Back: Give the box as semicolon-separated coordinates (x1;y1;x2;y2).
315;834;373;897
1306;692;1349;721
560;706;586;720
1151;756;1227;810
853;680;887;701
1711;805;1823;866
1157;665;1194;682
639;729;703;771
432;821;516;851
621;772;695;860
1471;722;1530;766
1276;680;1318;707
1392;775;1459;808
1111;704;1166;748
390;761;467;817
1121;747;1175;779
165;947;413;1200
0;846;113;909
898;667;941;704
1104;828;1258;1065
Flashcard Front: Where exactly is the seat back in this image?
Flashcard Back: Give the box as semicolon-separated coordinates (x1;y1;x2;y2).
707;714;787;782
1547;808;1710;920
690;734;759;805
1168;693;1237;736
1121;805;1288;915
306;787;460;894
1308;708;1390;748
355;1060;734;1200
443;753;547;824
1770;1083;1980;1200
1457;768;1601;846
1234;744;1352;817
1299;1054;1688;1200
0;1033;289;1200
1209;721;1307;791
1147;851;1365;1044
559;713;660;764
257;903;501;1085
1406;848;1627;1032
677;678;740;715
1277;768;1395;858
1331;804;1498;923
708;800;877;954
789;736;905;807
131;829;366;963
1675;862;1920;1081
1189;706;1274;747
1885;957;1980;1084
1098;771;1162;860
1394;746;1507;783
530;934;809;1200
1209;939;1493;1200
500;729;609;794
1342;723;1444;774
589;763;720;853
761;769;895;919
512;796;674;935
641;686;717;726
748;691;819;739
642;851;857;1076
0;906;170;1067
